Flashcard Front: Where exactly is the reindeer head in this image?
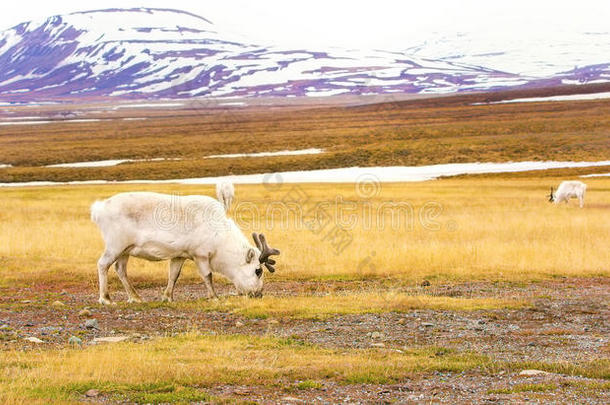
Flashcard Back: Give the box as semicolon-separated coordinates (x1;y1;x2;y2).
229;233;280;298
547;187;555;202
211;226;280;298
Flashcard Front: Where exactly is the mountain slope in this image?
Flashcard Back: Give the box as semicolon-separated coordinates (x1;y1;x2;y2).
0;8;608;102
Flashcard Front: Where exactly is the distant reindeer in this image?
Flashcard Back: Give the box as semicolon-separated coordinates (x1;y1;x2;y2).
216;181;235;212
548;181;587;208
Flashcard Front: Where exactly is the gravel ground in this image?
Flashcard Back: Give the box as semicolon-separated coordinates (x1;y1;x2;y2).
1;278;608;403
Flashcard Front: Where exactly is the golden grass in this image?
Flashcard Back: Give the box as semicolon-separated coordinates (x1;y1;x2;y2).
0;333;488;403
0;177;608;290
1;90;608;403
1;333;607;403
130;292;526;319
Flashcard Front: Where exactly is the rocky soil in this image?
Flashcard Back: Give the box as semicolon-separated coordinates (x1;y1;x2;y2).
1;278;608;404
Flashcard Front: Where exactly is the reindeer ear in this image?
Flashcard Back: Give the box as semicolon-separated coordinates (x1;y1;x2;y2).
246;248;256;264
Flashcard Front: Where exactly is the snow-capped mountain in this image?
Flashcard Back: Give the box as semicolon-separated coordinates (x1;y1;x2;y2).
0;8;608;102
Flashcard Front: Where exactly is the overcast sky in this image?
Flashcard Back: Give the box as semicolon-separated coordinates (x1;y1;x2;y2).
1;0;609;50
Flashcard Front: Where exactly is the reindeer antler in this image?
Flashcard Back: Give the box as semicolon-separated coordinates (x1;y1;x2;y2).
252;233;280;272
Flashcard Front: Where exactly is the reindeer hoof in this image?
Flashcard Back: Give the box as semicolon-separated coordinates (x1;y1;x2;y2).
161;295;173;303
127;297;143;304
98;297;115;306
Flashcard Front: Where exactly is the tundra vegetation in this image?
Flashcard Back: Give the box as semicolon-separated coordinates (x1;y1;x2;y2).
0;90;609;403
1;87;610;183
0;178;609;403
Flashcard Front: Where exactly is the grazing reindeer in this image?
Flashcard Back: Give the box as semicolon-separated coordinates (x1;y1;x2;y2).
216;181;235;212
90;192;279;305
548;181;587;208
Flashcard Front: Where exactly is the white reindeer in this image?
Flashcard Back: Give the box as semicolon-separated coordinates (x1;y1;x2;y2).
548;181;587;208
216;181;235;212
90;192;279;305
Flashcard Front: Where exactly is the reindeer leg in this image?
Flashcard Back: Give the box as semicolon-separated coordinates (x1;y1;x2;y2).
115;254;142;303
203;273;218;299
162;258;186;302
195;257;218;299
97;250;120;305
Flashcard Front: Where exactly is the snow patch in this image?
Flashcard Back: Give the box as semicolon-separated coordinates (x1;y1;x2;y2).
62;119;101;123
4;160;610;187
581;173;610;178
205;148;324;159
306;88;349;97
1;116;45;120
45;157;180;168
0;121;53;126
0;119;100;126
473;92;610;105
178;161;610;184
218;102;246;106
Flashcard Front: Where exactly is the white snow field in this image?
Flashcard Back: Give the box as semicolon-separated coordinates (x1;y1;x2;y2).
2;160;609;187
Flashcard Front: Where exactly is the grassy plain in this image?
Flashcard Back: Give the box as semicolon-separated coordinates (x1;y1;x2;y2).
0;89;609;403
1;179;608;290
1;86;609;182
1;332;608;404
1;179;607;402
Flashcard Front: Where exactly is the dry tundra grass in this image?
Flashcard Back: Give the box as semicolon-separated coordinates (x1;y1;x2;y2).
1;333;608;404
1;86;610;183
0;177;608;289
0;177;609;403
132;293;527;319
1;87;609;403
